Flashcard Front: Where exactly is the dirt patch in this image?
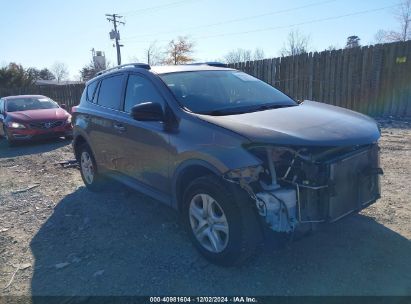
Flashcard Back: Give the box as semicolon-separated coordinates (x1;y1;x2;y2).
0;120;410;297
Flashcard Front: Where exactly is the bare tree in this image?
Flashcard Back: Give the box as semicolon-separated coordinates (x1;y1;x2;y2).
388;0;411;41
374;29;388;44
145;41;163;65
164;36;195;65
51;62;69;82
253;48;265;60
280;30;310;56
223;48;265;64
345;35;361;48
375;0;411;42
129;56;140;63
224;49;252;64
105;60;114;69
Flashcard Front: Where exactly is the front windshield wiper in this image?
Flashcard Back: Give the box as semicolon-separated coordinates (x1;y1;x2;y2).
200;103;297;116
253;103;297;112
203;108;248;116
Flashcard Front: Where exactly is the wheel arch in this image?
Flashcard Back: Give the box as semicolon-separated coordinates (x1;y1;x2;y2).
72;133;95;162
172;160;222;212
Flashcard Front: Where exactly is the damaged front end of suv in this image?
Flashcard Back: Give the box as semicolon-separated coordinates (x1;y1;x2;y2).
224;143;383;234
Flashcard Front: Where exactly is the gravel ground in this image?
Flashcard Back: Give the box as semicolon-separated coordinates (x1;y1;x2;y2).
0;119;410;297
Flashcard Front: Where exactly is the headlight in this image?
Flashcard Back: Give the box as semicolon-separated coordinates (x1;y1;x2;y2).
225;165;263;183
8;121;26;129
66;115;72;124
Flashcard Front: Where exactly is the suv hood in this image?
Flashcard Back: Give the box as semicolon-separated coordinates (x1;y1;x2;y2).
196;101;380;146
7;108;69;122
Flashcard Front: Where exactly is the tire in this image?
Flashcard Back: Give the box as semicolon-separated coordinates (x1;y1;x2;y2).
78;143;105;192
182;175;262;266
3;127;15;147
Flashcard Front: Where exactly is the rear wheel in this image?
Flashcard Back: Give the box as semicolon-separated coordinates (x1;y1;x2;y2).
78;144;104;191
183;175;262;266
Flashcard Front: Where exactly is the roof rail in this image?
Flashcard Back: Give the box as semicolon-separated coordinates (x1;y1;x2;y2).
186;62;227;68
96;63;151;76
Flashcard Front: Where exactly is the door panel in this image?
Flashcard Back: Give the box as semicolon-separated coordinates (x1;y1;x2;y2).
89;74;126;171
115;73;171;195
115;116;171;195
88;110;125;171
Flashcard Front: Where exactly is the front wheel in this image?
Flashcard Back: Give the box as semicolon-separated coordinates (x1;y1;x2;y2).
183;175;262;266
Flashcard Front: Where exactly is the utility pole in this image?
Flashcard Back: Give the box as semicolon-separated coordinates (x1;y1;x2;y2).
106;13;125;65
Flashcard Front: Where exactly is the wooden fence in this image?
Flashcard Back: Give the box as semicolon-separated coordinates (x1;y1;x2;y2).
0;84;84;110
1;40;410;117
229;40;411;117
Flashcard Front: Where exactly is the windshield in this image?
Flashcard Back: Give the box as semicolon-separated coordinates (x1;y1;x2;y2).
160;70;297;115
6;97;60;112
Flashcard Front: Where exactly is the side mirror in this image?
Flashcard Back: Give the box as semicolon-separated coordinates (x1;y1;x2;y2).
60;104;67;110
131;102;164;121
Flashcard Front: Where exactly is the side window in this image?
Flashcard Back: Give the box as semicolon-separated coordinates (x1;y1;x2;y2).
0;99;3;114
97;75;124;110
124;74;164;113
86;80;99;103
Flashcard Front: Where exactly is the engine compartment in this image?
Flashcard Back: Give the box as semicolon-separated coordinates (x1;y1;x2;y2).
225;144;382;233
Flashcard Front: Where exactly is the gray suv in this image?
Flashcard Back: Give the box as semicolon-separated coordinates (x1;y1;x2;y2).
72;63;382;266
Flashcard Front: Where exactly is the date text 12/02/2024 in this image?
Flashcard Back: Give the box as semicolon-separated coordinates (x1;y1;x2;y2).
149;297;258;303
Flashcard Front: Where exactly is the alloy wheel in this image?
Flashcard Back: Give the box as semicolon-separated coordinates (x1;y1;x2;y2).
81;151;94;184
189;193;229;253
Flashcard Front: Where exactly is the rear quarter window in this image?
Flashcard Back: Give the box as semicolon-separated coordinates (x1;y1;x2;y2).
86;80;99;103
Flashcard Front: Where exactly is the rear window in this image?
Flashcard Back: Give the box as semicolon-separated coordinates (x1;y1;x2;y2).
97;75;123;110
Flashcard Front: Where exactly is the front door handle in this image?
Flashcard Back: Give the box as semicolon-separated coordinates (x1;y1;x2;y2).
113;123;126;132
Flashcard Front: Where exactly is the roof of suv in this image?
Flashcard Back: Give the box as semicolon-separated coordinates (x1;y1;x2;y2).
87;64;235;84
151;65;234;74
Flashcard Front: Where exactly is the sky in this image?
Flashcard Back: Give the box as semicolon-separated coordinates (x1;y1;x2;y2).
0;0;400;80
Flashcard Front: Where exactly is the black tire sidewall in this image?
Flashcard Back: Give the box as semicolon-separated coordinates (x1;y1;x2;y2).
183;176;252;266
3;127;15;146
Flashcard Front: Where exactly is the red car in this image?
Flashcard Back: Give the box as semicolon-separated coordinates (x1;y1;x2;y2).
0;95;73;146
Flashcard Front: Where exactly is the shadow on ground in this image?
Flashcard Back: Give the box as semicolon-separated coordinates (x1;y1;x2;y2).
0;137;70;159
30;185;411;296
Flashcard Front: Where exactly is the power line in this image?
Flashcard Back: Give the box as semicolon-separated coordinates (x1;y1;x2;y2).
124;4;398;45
120;0;195;16
106;13;125;65
124;0;338;41
194;5;397;40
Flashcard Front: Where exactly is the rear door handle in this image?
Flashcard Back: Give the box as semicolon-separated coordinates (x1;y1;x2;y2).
113;123;126;132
